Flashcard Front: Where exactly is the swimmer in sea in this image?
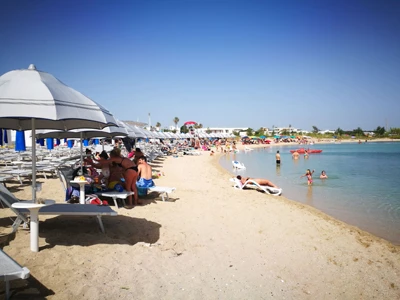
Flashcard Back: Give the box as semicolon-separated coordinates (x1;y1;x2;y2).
320;170;328;179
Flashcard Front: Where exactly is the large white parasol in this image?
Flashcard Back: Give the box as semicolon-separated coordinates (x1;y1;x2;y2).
0;64;118;202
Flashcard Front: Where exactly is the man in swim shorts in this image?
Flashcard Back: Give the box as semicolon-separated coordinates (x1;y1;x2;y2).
136;156;155;188
276;150;281;165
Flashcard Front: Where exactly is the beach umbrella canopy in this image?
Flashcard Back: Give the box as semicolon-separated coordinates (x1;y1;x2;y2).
184;121;197;126
0;64;118;203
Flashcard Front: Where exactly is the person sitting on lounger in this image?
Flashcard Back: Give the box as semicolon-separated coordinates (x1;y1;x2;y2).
236;175;279;188
136;156;155;188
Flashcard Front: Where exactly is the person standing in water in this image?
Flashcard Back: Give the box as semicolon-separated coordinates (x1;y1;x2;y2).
276;150;281;165
301;169;315;185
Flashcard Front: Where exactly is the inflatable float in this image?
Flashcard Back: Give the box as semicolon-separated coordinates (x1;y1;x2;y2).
290;148;323;154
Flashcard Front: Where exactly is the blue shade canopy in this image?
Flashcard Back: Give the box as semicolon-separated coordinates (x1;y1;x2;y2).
15;130;26;152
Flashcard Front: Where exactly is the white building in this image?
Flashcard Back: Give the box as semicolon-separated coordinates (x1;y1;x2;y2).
197;127;248;135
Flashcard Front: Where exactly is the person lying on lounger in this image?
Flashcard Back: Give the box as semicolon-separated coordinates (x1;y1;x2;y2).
236;175;279;188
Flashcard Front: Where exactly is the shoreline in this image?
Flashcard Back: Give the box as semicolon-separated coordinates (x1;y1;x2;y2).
1;149;399;298
225;140;400;245
212;149;400;249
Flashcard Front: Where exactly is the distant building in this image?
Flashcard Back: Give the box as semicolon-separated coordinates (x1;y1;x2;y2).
318;130;335;134
122;120;147;128
197;127;248;135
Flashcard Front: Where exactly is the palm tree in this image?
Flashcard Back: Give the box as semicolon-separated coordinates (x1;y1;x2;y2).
173;117;179;130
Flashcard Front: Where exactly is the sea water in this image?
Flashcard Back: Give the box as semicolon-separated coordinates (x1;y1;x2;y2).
220;142;400;245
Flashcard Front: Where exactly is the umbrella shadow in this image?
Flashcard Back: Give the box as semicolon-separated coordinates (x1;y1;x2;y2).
38;215;161;250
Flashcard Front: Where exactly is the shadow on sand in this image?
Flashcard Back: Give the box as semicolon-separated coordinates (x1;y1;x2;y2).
38;215;161;250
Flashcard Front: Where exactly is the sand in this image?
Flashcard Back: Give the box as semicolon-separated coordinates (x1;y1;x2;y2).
1;143;400;299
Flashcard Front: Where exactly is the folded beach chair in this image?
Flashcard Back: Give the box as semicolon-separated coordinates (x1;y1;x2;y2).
0;249;30;300
0;184;117;233
148;186;176;201
231;177;282;196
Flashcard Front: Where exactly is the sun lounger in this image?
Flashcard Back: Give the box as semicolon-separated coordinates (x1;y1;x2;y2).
231;177;282;196
0;175;13;187
96;191;135;208
0;249;30;300
0;169;32;185
0;184;117;234
148;186;176;201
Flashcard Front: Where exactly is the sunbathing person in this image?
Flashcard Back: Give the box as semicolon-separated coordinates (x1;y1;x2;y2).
236;175;279;188
136;156;155;188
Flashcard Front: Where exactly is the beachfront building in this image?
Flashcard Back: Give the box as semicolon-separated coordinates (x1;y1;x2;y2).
271;127;306;135
318;130;335;134
197;127;248;135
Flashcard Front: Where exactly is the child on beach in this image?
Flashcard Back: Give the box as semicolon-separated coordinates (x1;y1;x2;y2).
301;169;315;185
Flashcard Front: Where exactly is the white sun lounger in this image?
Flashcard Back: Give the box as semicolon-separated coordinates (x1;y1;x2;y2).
231;177;282;196
148;186;176;201
0;249;30;300
96;191;135;209
0;184;117;234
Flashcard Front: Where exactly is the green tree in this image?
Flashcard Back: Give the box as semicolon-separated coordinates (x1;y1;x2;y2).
281;129;289;136
173;117;179;129
374;126;385;136
180;125;189;133
246;128;253;136
335;127;344;136
232;131;240;136
156;122;161;128
206;127;212;134
352;127;364;137
312;126;320;133
389;127;400;135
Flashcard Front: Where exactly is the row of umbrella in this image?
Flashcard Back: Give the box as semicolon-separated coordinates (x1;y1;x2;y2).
0;64;238;204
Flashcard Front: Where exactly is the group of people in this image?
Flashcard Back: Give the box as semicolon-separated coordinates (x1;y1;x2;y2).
83;147;155;208
301;169;328;185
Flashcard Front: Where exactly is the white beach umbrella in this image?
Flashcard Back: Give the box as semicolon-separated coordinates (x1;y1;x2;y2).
36;120;129;167
0;64;118;253
0;64;118;202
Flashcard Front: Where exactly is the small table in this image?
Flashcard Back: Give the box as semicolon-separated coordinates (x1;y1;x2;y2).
96;191;135;208
70;180;89;204
11;200;55;252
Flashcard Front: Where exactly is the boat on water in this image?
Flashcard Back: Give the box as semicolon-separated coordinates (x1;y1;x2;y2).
290;148;323;154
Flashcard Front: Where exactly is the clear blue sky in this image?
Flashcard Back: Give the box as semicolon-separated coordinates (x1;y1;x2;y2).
1;0;399;131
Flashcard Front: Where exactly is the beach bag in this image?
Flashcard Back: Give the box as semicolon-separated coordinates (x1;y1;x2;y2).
85;194;108;206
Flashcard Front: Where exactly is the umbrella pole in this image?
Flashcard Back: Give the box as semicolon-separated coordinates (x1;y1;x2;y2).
80;132;84;174
31;118;37;203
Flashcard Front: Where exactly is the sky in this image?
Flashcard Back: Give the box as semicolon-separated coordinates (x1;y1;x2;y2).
0;0;399;132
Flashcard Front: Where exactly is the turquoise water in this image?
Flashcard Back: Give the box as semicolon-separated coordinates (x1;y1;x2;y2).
220;142;400;245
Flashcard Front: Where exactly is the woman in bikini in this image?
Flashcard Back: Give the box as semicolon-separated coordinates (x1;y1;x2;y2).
97;148;140;207
236;175;279;188
301;169;315;185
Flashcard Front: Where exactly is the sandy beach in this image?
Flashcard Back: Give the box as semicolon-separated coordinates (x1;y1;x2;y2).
1;144;400;299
